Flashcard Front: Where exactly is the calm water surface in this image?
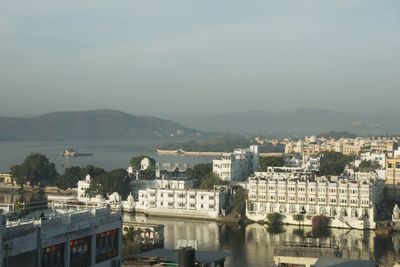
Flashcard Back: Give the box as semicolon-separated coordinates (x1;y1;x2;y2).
0;139;212;173
124;214;400;267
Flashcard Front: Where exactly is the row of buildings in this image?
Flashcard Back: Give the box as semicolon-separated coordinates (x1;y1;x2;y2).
284;136;398;156
245;170;384;229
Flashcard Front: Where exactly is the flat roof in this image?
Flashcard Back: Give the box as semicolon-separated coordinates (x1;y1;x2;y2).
314;257;377;267
134;248;230;264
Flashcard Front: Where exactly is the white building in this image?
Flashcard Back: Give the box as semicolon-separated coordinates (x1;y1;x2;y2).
141;157;152;171
213;145;259;182
1;207;122;267
77;174;92;201
355;152;386;168
156;163;188;178
135;186;229;219
246;173;384;229
154;178;194;190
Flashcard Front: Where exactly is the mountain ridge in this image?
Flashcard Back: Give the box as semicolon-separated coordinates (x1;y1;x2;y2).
174;108;400;136
0;109;202;140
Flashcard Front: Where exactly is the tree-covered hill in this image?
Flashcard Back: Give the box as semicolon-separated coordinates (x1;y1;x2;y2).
0;109;202;140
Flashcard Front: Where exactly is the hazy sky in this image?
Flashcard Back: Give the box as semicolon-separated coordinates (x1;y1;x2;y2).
0;0;399;118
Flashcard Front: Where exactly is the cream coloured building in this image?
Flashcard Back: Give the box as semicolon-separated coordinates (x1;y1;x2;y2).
246;172;384;229
135;186;229;219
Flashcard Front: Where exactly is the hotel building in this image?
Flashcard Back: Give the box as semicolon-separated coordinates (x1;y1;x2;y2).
246;172;384;229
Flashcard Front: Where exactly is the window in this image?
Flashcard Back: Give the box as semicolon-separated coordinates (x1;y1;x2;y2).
95;230;119;263
70;236;91;266
209;205;215;210
42;243;65;267
209;196;215;200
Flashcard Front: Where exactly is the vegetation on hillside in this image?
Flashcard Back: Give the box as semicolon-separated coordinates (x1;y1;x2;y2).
318;131;357;139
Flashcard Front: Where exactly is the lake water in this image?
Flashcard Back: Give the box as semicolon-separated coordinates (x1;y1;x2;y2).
0;139;213;173
124;214;400;267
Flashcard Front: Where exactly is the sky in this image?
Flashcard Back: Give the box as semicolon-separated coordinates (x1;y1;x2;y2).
0;0;399;118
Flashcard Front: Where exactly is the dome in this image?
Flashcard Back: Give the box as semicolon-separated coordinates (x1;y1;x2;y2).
127;193;134;203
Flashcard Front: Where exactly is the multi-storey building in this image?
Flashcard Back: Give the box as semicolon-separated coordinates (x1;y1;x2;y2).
386;156;400;185
135;186;229;219
246;173;383;229
213;145;259;182
0;207;122;267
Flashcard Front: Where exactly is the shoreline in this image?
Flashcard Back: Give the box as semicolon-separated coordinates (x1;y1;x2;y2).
157;149;283;157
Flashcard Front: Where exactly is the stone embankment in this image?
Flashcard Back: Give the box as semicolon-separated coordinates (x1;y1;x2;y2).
157;149;283;157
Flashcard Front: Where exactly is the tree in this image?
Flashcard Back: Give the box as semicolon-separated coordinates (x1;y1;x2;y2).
356;160;380;172
199;173;226;189
267;212;284;225
259;156;284;171
230;186;247;216
319;152;353;176
311;215;331;238
86;168;131;199
186;163;212;180
293;214;305;228
10;153;58;187
129;155;156;170
56;165;105;190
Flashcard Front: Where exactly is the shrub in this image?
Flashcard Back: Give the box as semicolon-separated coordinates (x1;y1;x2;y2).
267;212;284;225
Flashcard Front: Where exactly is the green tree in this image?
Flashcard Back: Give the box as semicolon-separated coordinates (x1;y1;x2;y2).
56;165;105;190
356;160;380;172
186;163;212;180
86;168;131;198
230;186;247;216
319;152;353;176
267;212;284;225
259;156;284;171
10;153;58;187
199;173;226;189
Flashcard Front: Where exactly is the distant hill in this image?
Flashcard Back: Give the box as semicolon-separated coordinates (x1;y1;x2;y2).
0;109;202;140
175;108;400;136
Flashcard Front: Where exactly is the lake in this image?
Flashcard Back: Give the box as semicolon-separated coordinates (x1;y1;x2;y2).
0;139;213;173
124;213;400;267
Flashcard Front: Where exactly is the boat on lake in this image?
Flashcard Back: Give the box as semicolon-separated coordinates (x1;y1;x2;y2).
61;149;93;157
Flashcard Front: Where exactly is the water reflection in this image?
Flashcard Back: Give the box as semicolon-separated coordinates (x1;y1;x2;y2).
125;213;400;267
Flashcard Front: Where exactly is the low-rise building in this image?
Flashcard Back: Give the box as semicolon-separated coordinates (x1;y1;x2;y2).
135;186;229;219
213;145;259;182
155;163;188;178
0;173;13;184
246;173;383;229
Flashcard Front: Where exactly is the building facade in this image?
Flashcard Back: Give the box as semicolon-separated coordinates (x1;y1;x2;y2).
0;207;122;267
213;145;259;182
135;187;229;219
246;173;383;229
386;156;400;185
